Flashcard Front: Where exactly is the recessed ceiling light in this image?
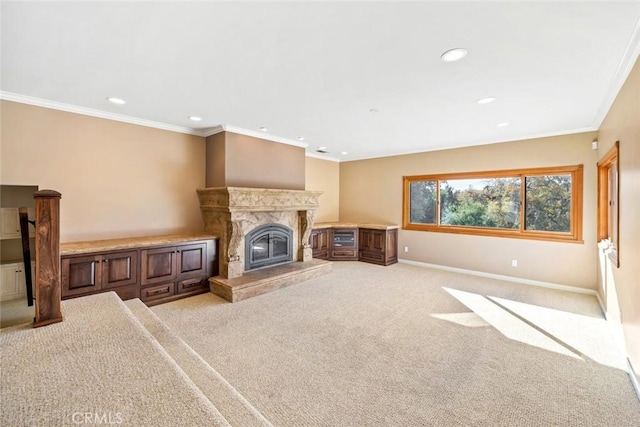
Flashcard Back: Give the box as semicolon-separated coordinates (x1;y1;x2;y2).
318;146;327;151
369;108;379;113
440;48;467;62
341;151;349;155
106;97;126;105
477;97;495;104
297;136;305;141
497;122;510;127
259;127;268;132
188;116;202;122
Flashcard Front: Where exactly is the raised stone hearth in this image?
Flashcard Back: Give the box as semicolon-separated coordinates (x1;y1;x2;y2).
209;259;331;302
197;187;331;301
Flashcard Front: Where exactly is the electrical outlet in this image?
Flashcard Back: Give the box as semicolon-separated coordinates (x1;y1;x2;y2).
404;246;409;253
511;259;518;267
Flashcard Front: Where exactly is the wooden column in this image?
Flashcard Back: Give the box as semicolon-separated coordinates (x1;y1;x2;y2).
33;190;63;328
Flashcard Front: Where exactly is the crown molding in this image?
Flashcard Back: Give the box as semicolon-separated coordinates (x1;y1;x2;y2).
0;92;314;150
593;15;640;127
204;124;309;149
304;151;341;162
341;127;597;162
0;91;208;136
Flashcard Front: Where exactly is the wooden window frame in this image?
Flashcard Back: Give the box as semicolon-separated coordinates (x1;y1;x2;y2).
597;142;620;267
402;165;583;243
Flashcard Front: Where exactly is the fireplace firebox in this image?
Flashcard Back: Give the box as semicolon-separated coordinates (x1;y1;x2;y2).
245;224;293;271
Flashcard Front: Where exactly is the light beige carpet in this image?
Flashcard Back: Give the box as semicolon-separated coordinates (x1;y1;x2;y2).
124;298;273;427
1;292;230;427
0;296;34;328
152;261;640;427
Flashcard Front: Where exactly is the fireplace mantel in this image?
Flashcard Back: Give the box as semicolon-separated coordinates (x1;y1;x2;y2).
197;187;322;213
197;187;323;280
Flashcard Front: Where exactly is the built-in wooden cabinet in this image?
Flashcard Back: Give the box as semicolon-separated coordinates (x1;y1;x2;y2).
62;250;138;300
140;242;209;305
61;238;217;306
310;228;329;260
329;228;359;261
358;228;398;266
310;225;398;266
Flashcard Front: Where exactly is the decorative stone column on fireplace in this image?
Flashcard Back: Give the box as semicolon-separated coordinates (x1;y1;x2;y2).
197;187;322;279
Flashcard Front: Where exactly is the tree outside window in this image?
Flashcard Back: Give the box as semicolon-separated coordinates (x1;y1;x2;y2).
403;165;583;243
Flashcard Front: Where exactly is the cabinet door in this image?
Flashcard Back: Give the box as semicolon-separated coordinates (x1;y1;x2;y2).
1;265;18;300
1;208;20;239
61;255;103;297
141;247;176;286
358;229;372;251
1;262;35;301
310;229;329;259
371;230;385;252
102;251;138;289
177;243;207;278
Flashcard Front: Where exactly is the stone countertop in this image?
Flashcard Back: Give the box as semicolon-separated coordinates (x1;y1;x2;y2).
60;233;218;256
313;222;399;231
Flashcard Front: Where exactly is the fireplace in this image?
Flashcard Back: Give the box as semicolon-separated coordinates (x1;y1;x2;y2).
245;224;293;271
197;187;323;279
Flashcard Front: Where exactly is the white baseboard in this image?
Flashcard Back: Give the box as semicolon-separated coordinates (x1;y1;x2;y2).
595;291;607;318
397;258;597;296
628;358;640;402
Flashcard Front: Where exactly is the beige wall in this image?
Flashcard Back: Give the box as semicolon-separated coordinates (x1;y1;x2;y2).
1;101;206;242
205;132;226;187
597;57;640;382
305;156;340;222
206;131;305;190
340;132;599;289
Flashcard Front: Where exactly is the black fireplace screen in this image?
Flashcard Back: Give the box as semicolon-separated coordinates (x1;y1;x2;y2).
245;224;293;270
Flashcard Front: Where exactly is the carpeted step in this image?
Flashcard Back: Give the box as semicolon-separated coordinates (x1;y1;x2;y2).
0;292;231;427
124;298;273;427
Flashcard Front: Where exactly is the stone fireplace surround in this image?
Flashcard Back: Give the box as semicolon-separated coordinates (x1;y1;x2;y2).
197;187;324;280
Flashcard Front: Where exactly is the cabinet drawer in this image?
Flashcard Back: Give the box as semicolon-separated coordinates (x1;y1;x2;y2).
359;251;385;262
140;282;175;303
177;276;207;294
331;250;357;258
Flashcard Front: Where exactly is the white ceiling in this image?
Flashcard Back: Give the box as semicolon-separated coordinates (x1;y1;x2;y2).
2;1;640;161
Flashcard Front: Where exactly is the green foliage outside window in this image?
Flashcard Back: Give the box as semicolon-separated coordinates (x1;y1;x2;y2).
403;165;582;242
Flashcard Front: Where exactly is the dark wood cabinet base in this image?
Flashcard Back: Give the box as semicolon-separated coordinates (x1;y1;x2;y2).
310;226;398;266
61;237;217;306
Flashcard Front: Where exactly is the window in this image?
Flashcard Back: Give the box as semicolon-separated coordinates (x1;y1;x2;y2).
403;165;583;243
597;142;619;266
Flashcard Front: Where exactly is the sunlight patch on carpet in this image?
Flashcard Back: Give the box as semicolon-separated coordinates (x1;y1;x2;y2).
443;287;581;359
431;312;490;328
488;296;626;370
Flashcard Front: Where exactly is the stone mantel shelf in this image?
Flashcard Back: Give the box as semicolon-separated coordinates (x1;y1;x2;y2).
313;222;399;231
60;233;218;256
197;187;323;212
